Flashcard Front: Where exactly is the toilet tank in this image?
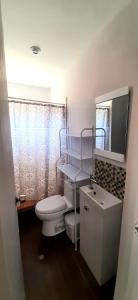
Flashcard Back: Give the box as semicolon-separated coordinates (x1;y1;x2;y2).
64;180;79;208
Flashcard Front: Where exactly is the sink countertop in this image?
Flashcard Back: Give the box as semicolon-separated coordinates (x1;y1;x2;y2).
80;184;122;213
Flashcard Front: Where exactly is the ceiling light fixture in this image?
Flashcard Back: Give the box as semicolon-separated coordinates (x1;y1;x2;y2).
30;45;41;55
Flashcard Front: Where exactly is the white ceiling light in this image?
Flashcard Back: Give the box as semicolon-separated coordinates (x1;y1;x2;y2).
30;45;41;55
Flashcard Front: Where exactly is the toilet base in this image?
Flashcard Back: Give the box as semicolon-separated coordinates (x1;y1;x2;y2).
42;214;65;237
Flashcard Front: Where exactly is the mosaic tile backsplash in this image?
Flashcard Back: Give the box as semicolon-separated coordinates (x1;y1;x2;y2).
95;159;126;200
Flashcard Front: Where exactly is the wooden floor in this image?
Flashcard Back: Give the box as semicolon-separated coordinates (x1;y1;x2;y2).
19;211;115;300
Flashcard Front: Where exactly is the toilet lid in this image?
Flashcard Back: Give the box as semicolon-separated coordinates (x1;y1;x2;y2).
35;195;66;214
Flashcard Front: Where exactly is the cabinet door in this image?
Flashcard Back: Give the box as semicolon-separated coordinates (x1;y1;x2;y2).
80;193;102;284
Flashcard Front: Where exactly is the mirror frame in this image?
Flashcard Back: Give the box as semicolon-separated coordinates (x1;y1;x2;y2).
94;86;129;163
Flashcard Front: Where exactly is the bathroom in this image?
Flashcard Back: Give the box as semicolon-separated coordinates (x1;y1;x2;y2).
0;1;138;300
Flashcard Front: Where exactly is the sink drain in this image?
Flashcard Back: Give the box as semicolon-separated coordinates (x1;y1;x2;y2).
39;254;45;261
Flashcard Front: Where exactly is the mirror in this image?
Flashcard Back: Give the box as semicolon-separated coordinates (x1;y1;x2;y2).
95;87;130;162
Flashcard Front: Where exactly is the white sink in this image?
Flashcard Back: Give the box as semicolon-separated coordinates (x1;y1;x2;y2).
80;184;122;213
80;183;123;285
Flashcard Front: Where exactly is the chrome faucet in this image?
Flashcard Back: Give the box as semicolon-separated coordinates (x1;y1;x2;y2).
89;174;97;189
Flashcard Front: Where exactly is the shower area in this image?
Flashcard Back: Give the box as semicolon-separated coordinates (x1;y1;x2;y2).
8;97;65;205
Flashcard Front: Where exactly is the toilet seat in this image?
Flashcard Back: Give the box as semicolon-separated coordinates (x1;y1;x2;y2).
35;180;74;237
35;195;66;214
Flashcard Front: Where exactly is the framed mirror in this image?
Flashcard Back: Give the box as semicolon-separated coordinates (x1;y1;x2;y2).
94;86;130;162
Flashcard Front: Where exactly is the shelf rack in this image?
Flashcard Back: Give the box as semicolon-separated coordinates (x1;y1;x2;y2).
56;127;94;251
63;149;92;160
57;164;90;182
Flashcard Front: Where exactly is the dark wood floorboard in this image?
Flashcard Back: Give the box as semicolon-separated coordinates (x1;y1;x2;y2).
19;211;115;300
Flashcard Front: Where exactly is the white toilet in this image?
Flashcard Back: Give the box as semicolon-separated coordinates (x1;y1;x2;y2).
35;180;74;236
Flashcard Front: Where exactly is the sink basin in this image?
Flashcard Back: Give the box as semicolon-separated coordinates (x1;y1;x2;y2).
88;191;105;206
80;184;122;213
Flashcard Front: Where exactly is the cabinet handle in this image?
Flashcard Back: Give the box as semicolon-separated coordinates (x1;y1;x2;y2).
84;205;89;211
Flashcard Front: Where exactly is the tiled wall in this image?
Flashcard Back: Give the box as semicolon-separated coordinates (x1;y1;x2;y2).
95;159;126;200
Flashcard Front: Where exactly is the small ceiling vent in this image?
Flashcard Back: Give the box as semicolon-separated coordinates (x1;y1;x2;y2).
30;45;41;54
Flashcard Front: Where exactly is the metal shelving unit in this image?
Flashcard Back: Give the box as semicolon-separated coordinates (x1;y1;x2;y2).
56;127;94;251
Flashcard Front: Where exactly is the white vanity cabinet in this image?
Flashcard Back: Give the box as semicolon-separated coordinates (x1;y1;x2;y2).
80;185;122;285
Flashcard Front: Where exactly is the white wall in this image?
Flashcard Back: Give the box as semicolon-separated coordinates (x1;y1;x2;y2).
8;82;51;102
64;1;138;299
8;82;66;104
0;5;25;300
65;1;136;135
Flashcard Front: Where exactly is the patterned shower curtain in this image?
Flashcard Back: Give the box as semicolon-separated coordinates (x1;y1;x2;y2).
9;100;65;201
96;107;110;150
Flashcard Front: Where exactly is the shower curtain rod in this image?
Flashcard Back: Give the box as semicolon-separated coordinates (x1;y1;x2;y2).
8;97;65;107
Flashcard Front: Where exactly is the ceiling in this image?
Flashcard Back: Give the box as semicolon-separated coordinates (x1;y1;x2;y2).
1;0;131;89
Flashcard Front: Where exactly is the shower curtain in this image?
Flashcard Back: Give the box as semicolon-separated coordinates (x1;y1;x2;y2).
9;100;65;201
96;108;110;150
